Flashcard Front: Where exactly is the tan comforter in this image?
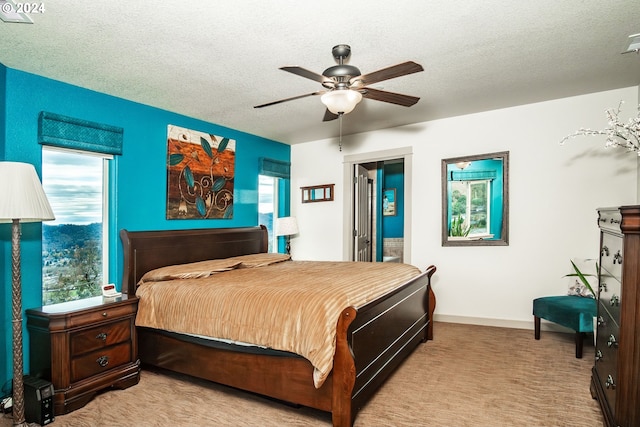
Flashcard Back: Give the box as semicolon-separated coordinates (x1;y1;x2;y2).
135;258;423;388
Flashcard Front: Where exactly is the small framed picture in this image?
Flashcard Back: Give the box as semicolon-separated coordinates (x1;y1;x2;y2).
383;188;396;216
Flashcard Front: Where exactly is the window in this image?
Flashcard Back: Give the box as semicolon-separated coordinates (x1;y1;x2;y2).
450;180;491;237
258;175;278;252
41;147;110;305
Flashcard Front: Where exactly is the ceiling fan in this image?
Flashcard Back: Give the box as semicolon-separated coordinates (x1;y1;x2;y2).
254;44;424;121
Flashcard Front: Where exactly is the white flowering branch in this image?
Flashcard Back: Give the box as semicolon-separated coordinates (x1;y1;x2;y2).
560;101;640;156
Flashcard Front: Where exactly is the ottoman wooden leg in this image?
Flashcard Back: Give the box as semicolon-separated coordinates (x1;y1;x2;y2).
534;316;541;340
575;332;584;358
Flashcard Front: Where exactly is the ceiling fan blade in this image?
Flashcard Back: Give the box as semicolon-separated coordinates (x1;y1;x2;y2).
254;91;324;109
280;66;330;84
353;61;423;86
361;87;420;107
322;109;339;122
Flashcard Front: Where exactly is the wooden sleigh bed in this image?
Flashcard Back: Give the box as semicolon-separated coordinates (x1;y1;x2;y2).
120;225;436;427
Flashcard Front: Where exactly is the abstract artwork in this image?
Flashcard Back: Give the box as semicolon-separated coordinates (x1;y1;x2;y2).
166;125;235;219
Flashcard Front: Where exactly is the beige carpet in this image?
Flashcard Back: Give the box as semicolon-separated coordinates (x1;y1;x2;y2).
3;322;603;426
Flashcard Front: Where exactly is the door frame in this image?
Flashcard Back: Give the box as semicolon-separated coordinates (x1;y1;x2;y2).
342;147;413;263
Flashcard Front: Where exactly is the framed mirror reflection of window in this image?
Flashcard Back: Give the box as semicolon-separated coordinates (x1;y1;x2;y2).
441;151;509;246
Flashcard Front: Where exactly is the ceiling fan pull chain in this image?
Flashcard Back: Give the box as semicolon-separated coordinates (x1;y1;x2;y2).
339;113;343;151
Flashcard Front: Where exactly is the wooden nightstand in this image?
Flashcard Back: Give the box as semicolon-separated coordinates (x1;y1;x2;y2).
26;295;140;415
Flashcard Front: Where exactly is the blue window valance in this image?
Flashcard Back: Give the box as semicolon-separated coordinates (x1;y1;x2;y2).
450;170;496;181
38;112;123;155
259;157;290;179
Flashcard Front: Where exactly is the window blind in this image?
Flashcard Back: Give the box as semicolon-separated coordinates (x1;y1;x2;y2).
450;170;496;181
38;112;124;155
259;157;290;179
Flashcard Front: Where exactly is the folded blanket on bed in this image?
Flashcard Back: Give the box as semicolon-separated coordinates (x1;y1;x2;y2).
135;258;422;388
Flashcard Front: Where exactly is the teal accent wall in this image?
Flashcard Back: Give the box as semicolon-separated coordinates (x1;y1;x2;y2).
382;162;404;238
376;167;384;261
0;63;6;392
0;66;290;388
277;178;291;254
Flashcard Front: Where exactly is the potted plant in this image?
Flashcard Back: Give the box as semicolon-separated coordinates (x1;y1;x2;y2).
449;214;470;238
565;259;598;345
565;259;597;298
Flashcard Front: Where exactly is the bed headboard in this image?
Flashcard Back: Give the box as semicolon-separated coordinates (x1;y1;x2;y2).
120;225;268;295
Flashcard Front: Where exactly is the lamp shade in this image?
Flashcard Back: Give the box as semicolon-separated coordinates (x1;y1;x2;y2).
0;162;55;223
320;89;363;115
275;216;299;237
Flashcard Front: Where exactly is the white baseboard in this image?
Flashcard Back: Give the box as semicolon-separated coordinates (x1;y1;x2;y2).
433;314;577;334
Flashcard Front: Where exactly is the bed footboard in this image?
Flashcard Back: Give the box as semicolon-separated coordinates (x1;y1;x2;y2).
332;264;437;427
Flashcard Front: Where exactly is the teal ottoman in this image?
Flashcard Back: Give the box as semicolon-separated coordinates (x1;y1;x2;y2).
533;295;597;358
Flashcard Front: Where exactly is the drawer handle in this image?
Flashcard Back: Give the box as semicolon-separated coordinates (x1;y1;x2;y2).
597;316;606;327
601;246;609;257
96;356;109;368
595;350;603;361
605;374;616;390
607;334;618;348
96;332;108;341
613;250;623;265
610;294;620;307
102;312;108;317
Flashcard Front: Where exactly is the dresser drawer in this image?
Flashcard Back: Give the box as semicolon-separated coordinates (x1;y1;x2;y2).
600;232;622;283
598;280;621;325
594;365;617;418
595;309;619;375
70;319;131;356
598;207;622;234
70;341;132;383
598;277;621;326
595;305;618;414
65;304;136;329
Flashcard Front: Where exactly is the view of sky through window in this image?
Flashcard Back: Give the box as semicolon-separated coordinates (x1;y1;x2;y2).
42;149;103;225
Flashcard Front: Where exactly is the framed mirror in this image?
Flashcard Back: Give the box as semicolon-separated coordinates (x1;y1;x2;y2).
301;184;334;203
441;151;509;246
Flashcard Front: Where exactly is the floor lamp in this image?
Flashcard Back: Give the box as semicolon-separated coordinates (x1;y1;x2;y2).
0;162;55;426
275;216;298;255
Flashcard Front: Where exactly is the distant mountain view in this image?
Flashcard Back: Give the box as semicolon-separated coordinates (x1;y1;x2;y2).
42;223;103;305
42;217;275;306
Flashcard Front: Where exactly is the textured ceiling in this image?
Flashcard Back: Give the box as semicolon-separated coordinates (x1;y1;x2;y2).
0;1;639;144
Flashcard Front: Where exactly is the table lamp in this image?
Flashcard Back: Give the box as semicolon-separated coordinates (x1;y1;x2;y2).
275;216;298;255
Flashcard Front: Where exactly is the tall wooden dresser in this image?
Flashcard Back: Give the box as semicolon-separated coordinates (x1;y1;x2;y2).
591;206;640;427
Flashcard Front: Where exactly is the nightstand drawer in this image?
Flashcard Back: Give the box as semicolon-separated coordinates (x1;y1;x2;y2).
66;304;136;329
71;319;131;356
71;342;132;383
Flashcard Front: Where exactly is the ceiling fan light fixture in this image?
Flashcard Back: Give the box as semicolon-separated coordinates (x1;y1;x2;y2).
321;89;363;115
622;33;640;54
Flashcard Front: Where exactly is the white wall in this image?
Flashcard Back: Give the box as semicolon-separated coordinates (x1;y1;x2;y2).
291;87;638;329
